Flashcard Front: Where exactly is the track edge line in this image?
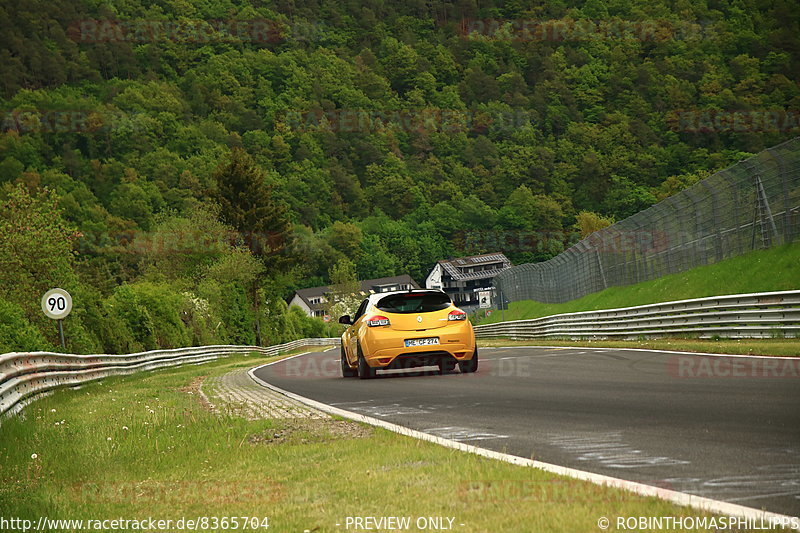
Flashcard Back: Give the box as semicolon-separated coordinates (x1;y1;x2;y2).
248;356;799;528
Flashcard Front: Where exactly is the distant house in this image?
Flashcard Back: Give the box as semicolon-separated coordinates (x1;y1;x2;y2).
289;275;420;318
425;253;512;308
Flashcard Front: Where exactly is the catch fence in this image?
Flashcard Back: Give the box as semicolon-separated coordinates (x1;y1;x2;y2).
495;138;800;303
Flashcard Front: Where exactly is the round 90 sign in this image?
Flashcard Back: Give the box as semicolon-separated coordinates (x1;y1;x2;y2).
41;288;73;320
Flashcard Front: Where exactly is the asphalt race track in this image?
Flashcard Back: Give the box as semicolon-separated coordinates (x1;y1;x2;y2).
253;346;800;516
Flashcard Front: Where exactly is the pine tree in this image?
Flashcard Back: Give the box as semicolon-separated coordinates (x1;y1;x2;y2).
211;148;291;269
211;148;293;344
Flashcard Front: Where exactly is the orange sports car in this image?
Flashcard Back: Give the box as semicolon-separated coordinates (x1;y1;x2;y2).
338;289;478;379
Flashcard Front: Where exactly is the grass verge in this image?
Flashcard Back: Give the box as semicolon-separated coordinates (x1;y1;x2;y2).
0;353;789;532
477;337;800;357
476;242;800;325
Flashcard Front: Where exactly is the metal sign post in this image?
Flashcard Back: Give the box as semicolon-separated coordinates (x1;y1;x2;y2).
57;319;66;350
495;287;508;321
41;288;73;350
484;286;507;321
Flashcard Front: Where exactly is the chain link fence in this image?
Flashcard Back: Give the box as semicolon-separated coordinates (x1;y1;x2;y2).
495;137;800;304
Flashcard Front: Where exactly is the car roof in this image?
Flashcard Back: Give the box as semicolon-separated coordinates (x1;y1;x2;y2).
366;289;448;306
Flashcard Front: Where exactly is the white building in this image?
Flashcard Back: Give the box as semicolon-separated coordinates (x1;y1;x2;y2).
425;253;511;308
289;275;420;318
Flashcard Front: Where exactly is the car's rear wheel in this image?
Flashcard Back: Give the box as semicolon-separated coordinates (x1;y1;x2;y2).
459;347;478;373
438;358;456;375
341;345;357;378
357;343;376;379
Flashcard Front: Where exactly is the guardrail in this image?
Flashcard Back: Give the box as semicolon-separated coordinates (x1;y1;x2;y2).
474;291;800;340
0;337;340;419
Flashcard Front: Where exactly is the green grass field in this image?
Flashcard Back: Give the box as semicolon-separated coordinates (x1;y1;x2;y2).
0;353;784;533
476;242;800;325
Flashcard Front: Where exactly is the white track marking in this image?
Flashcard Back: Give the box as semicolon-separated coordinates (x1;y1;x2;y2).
425;426;509;442
489;352;576;360
344;403;431;417
664;465;800;504
548;432;690;469
249;352;800;529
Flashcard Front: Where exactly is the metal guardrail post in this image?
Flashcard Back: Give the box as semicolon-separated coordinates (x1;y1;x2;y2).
474;291;800;341
0;337;342;420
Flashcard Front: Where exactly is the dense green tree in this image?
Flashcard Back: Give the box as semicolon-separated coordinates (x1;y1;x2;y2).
575;211;615;239
0;184;78;319
0;298;50;352
211;147;292;266
1;0;798;352
108;182;164;231
326;257;361;318
326;221;364;261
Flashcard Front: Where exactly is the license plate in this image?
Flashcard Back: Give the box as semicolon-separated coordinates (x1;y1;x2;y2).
404;337;439;347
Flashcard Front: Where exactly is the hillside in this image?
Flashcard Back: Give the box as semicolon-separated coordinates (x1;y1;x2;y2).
1;0;798;352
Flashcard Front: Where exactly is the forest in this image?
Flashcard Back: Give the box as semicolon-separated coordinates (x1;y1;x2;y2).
0;0;798;352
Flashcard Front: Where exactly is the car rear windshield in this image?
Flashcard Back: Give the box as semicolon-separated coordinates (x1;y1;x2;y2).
376;292;452;314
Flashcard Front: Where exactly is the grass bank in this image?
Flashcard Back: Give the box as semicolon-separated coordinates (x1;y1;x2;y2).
0;353;780;532
478;338;800;357
476;242;800;325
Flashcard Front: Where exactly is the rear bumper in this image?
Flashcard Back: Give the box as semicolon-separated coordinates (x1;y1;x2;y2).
361;323;475;368
380;350;462;370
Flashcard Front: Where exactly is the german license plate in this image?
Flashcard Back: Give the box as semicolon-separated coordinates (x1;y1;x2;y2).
405;337;439;347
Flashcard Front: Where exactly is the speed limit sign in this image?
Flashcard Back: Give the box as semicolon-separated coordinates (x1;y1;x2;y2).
41;288;73;320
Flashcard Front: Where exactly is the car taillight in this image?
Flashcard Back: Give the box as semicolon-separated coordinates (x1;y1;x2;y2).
366;315;391;327
448;309;467;321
